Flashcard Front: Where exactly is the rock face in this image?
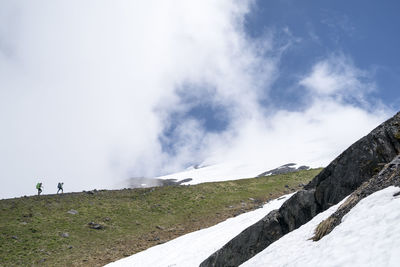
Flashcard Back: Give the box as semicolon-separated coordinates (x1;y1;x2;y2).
305;111;400;210
200;111;400;267
313;155;400;241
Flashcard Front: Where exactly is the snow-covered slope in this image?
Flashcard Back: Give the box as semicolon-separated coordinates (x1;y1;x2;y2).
157;161;313;185
242;186;400;267
104;194;294;267
106;187;400;267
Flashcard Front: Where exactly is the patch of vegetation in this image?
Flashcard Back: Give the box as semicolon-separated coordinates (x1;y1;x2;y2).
0;169;321;266
394;131;400;140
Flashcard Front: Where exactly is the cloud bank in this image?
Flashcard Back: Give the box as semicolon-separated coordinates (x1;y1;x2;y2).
0;1;392;198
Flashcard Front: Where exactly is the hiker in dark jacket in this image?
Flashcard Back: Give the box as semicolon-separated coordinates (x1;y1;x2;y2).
57;182;64;194
36;182;43;196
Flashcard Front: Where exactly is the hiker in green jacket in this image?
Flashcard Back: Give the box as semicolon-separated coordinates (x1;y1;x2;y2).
36;182;43;196
57;182;64;194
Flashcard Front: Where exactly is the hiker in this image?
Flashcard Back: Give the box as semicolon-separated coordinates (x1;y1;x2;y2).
36;182;43;196
57;182;64;194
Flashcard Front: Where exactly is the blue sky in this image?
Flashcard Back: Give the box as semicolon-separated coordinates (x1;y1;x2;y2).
245;0;400;109
0;0;398;198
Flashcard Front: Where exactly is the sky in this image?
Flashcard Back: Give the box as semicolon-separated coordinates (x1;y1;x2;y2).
0;0;399;199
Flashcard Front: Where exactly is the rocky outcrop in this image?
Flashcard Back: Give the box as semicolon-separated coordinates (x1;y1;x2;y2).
313;155;400;241
305;113;400;210
125;177;193;188
200;210;284;267
200;111;400;267
257;163;310;177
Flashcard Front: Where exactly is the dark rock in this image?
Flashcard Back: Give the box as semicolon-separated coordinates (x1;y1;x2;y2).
297;165;310;170
68;245;73;249
161;178;193;186
201;111;400;267
11;235;18;240
279;189;318;232
148;236;160;242
86;191;94;195
257;163;310;177
313;155;400;241
284;184;289;188
88;222;104;230
305;112;400;210
200;210;284;267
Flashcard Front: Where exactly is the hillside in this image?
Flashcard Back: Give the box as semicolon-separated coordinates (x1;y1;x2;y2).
0;169;320;266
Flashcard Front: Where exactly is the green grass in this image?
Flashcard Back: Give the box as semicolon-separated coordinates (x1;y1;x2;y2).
0;169;321;266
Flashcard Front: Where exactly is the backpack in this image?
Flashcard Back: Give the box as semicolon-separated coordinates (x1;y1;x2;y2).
58;183;62;189
36;183;41;189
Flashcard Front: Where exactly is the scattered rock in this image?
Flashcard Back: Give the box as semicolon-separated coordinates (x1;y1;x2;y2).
67;209;78;215
284;184;289;188
88;222;104;230
38;258;46;263
11;235;18;240
394;191;400;197
20;221;27;225
156;225;165;230
161;178;193;186
61;232;69;238
148;236;160;242
248;198;255;201
103;217;111;222
86;191;94;195
68;245;73;249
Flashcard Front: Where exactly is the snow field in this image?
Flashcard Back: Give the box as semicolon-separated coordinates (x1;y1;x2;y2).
157;162;312;185
241;186;400;267
104;193;294;267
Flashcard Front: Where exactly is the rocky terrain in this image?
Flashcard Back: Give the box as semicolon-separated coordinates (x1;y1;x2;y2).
313;154;400;241
201;111;400;267
257;163;310;177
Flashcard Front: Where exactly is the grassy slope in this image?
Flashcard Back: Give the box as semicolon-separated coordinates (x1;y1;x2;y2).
0;169;321;266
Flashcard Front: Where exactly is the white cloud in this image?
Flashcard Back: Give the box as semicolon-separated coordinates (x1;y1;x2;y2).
0;1;393;199
299;55;375;102
180;55;391;172
0;0;273;198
